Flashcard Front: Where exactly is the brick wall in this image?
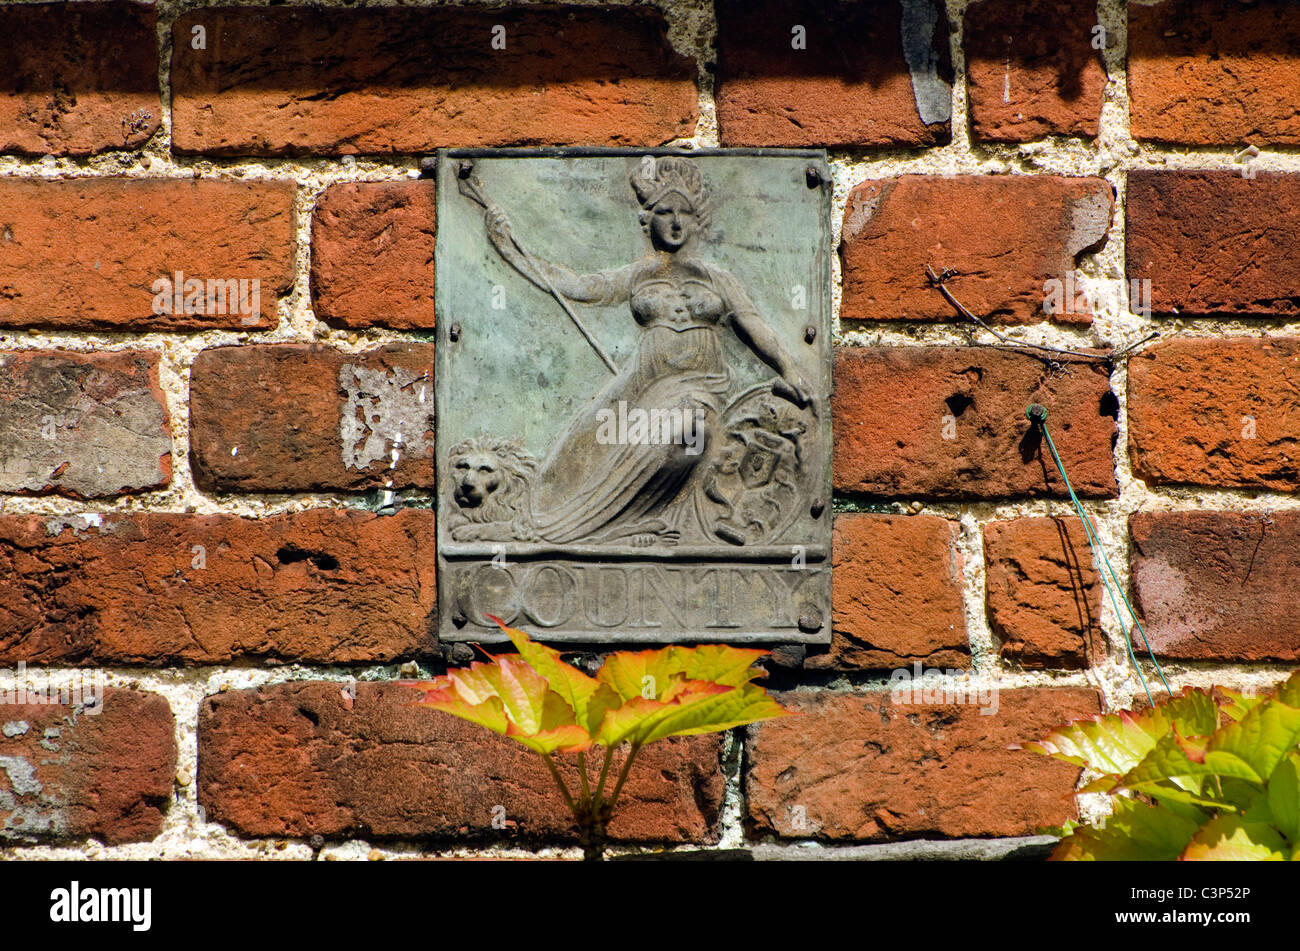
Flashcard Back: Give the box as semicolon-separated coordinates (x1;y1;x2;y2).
1;0;1296;860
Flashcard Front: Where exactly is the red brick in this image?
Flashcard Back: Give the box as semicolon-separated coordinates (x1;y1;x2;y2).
0;1;160;156
311;182;436;330
811;514;968;672
745;687;1100;840
1128;337;1300;490
0;179;296;331
983;517;1101;669
1131;511;1300;663
0;350;171;499
832;347;1118;500
0;509;436;666
964;0;1106;142
197;681;722;843
171;7;696;155
715;0;952;147
1126;171;1300;319
190;344;434;493
1129;0;1300;146
0;689;176;845
841;175;1113;323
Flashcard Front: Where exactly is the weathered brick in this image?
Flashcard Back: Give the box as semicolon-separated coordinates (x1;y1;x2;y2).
983;517;1101;669
841;175;1113;323
0;689;176;845
189;344;434;493
745;687;1100;840
963;0;1106;142
0;350;170;499
1128;337;1300;490
197;681;722;843
311;182;436;330
0;1;160;156
0;179;296;331
1131;511;1300;663
715;0;952;147
1129;0;1300;146
171;7;696;155
1126;171;1300;318
832;347;1118;500
0;509;436;666
811;513;968;672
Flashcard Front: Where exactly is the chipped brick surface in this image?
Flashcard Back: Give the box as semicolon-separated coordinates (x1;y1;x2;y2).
0;509;437;666
171;6;697;155
840;175;1113;324
746;688;1100;840
813;514;968;671
984;517;1101;669
0;350;171;498
190;344;435;493
0;1;161;155
198;681;722;842
1131;511;1300;663
311;181;437;330
833;347;1118;500
0;689;176;845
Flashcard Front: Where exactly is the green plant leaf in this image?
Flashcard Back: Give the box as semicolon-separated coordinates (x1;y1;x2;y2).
1051;797;1204;861
1180;812;1289;861
1119;728;1267;794
1267;753;1300;844
1204;691;1300;783
1212;686;1263;723
410;657;593;754
634;682;795;745
1018;690;1219;779
486;614;602;727
1275;671;1300;708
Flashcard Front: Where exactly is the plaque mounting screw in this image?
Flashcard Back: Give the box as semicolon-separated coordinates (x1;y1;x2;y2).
449;322;461;342
810;498;825;519
804;324;817;344
457;160;475;180
805;165;825;189
797;612;822;633
451;611;468;628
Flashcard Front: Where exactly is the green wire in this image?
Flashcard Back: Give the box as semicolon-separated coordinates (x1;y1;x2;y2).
1027;406;1173;705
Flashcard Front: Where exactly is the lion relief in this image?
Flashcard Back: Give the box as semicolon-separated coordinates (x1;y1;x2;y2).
445;437;540;542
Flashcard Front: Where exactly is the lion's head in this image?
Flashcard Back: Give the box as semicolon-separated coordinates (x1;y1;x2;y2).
446;437;538;528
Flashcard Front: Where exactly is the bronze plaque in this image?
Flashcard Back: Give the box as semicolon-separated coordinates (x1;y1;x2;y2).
435;148;831;643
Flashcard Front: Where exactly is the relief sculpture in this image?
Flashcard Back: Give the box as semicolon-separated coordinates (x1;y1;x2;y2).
436;150;831;643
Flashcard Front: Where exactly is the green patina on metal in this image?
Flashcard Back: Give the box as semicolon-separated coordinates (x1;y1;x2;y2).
435;148;833;644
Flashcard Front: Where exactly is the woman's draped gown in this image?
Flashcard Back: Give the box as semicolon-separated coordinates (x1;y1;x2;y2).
527;256;757;545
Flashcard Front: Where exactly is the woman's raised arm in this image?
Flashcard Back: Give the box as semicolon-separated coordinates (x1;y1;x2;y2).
485;207;634;305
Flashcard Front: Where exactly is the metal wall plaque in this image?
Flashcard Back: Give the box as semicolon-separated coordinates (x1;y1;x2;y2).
435;148;831;644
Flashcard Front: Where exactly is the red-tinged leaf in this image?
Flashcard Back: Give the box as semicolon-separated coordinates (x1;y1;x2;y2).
635;683;796;745
1017;689;1219;779
671;644;770;687
1204;691;1300;784
596;646;679;703
1119;727;1266;795
590;681;733;748
408;682;511;737
1051;797;1204;861
1212;686;1263;724
1180;812;1289;861
485;614;602;725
